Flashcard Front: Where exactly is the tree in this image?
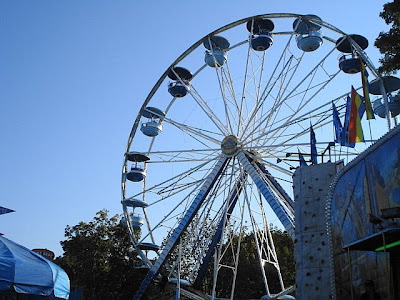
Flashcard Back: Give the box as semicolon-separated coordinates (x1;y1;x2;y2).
55;210;145;300
375;0;400;74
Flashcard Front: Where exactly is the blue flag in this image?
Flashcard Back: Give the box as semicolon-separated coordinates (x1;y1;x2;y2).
0;206;15;215
298;149;308;167
358;96;366;119
310;124;317;165
332;102;343;143
341;96;355;148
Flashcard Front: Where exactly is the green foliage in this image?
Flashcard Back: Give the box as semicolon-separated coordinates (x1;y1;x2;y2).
375;0;400;74
55;210;144;300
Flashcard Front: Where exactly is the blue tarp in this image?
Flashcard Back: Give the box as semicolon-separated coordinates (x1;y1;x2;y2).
0;236;69;299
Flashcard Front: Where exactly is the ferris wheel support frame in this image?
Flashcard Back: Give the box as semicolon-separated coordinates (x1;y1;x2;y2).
132;157;229;300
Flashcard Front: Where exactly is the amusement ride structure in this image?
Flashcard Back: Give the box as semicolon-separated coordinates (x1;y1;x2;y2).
120;13;400;299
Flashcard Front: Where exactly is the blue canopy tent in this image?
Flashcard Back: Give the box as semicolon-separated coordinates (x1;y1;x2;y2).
0;236;69;299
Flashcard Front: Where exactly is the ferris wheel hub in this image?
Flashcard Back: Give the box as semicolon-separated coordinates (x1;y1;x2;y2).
221;135;240;156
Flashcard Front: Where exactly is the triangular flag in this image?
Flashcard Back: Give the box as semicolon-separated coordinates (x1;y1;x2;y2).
298;149;308;167
310;124;318;165
0;206;15;215
332;102;343;143
360;60;375;120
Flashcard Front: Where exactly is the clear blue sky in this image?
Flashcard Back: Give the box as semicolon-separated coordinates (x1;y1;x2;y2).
0;1;389;256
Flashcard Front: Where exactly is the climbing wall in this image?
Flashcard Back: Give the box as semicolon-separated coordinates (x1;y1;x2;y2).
292;162;340;300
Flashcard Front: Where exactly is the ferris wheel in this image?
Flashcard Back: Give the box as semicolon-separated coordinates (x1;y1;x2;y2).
121;13;388;299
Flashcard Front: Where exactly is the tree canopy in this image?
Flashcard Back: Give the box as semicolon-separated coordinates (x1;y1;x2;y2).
375;0;400;74
55;210;145;300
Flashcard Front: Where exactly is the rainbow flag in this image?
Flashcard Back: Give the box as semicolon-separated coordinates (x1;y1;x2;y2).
360;60;375;120
348;86;364;143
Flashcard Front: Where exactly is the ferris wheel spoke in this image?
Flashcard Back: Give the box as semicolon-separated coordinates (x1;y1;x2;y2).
242;45;339;144
138;183;201;244
138;159;230;245
241;51;269;138
262;52;305;132
239;33;296;139
147;148;220;163
267;112;334;151
290;69;341;119
246;74;326;146
242;53;300;142
263;56;306;135
267;47;339;123
162;115;222;145
129;158;215;200
275;53;305;105
236;42;253;136
243;87;344;148
189;85;230;135
249;77;329;142
214;63;238;134
236;47;268;137
151;156;230;219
